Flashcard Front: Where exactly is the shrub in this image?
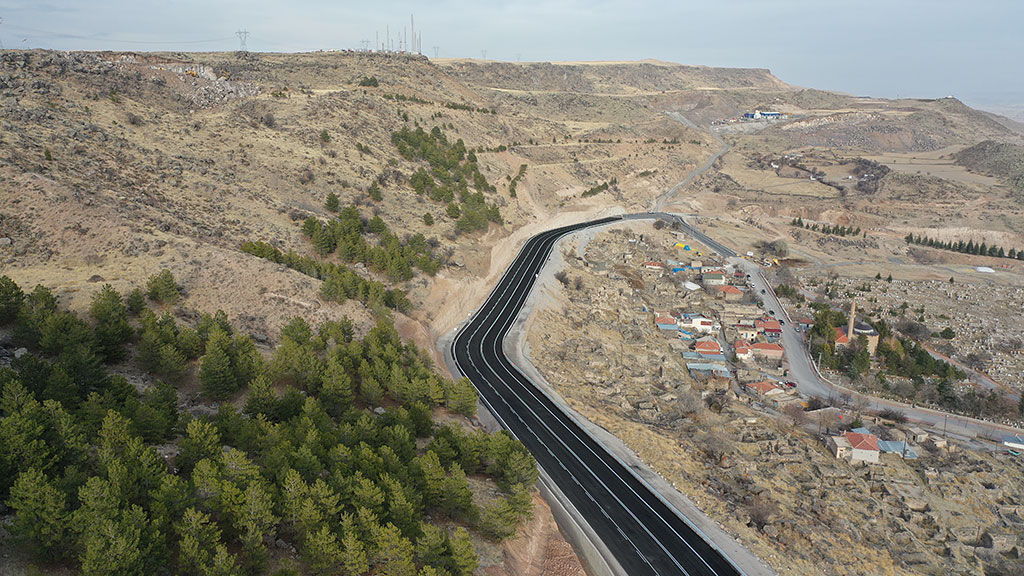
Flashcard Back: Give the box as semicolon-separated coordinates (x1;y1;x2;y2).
877;409;907;423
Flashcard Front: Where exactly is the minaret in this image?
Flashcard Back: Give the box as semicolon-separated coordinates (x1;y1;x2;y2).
847;300;857;338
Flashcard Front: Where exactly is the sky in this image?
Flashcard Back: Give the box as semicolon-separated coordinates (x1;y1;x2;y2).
1;0;1022;110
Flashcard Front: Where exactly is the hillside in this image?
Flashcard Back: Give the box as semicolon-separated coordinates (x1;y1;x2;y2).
954;140;1024;198
4;48;1024;576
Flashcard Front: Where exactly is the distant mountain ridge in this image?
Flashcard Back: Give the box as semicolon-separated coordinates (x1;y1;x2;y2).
435;59;790;94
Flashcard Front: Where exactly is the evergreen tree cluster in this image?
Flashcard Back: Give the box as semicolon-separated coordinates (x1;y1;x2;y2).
443;101;496;114
241;241;412;312
806;306;968;407
904;233;1023;260
301;205;441;281
580;178;617;198
791;217;861;237
391;125;503;233
0;275;537;576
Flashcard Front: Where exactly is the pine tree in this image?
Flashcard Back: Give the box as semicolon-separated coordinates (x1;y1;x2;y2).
90;284;133;362
204;545;243;576
441;463;475;519
449;527;477;576
423;213;434;226
146;269;179;303
415;523;448;567
8;468;68;558
341;531;369;576
200;327;237;400
320;358;354;416
313;224;336;255
0;275;24;324
176;507;221;576
979;242;987;255
371;523;416;576
177;419;221;475
368;181;383;202
234;483;277;571
121;287;143;316
1010;248;1018;259
244;374;278;419
303;217;320;238
446;378;478;418
305;524;344;575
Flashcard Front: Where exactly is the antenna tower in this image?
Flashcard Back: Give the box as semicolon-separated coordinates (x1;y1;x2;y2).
235;29;250;51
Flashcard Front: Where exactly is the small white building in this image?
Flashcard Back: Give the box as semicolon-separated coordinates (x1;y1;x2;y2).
828;431;880;464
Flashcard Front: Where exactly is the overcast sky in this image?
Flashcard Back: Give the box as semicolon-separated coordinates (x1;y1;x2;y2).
2;0;1021;108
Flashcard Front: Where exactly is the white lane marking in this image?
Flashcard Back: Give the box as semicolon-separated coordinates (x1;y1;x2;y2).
494;236;727;575
464;218;734;576
471;232;690;576
454;225;663;575
463;227;673;576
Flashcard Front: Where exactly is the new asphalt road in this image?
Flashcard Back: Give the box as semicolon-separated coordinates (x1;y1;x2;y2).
451;216;742;576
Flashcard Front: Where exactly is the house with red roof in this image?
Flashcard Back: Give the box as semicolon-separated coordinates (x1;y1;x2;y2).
751;342;784;360
745;380;784;397
694;340;722;354
828;431;880;464
755;318;783;337
643;261;664;271
713;285;744;301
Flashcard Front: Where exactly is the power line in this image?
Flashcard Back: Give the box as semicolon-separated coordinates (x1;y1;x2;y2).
432;45;439;58
235;29;249;51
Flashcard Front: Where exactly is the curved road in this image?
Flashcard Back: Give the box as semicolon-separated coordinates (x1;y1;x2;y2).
451;217;742;576
653;112;730;212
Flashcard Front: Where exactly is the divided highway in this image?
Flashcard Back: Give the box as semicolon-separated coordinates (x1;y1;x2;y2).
450;216;742;576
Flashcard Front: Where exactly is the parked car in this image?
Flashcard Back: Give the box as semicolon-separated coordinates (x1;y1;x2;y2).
768;310;775;316
761;289;766;294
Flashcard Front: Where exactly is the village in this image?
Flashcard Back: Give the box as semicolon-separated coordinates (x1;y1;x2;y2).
788;274;1024;391
526;220;1024;575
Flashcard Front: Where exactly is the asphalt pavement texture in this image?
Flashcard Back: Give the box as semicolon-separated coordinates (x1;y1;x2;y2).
451;216;741;576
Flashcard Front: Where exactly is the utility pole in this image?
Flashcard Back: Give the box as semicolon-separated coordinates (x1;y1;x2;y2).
515;52;522;62
0;17;5;50
235;29;250;51
360;40;369;51
432;46;439;58
480;49;487;60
